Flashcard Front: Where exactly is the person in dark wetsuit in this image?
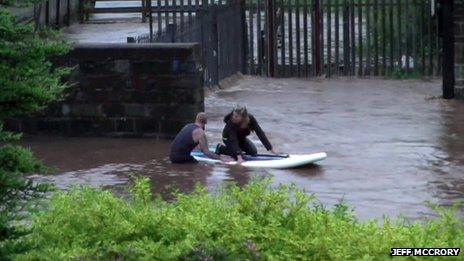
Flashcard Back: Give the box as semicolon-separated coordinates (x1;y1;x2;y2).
217;106;278;165
169;112;225;163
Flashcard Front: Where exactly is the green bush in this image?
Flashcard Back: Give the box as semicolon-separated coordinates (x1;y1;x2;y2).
0;7;70;119
0;143;50;259
12;178;464;260
0;145;45;173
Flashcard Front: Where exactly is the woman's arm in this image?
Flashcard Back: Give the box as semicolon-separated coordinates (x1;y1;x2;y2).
249;115;273;151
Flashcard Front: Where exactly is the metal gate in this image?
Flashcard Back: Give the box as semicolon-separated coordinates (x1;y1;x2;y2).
246;0;442;78
136;0;442;82
137;0;246;86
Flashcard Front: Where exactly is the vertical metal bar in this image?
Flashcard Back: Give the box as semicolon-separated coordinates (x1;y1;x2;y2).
236;0;241;74
320;0;324;75
211;4;219;84
442;0;454;98
373;0;379;75
288;0;294;76
421;0;425;75
179;0;185;42
311;0;315;76
397;0;401;72
350;0;355;75
296;0;301;76
85;0;89;21
358;0;363;76
428;0;433;76
78;0;83;23
381;0;386;75
149;0;153;41
199;10;207;84
334;0;339;75
165;0;169;31
142;0;146;23
66;0;71;26
188;0;192;24
173;0;177;26
303;0;308;76
365;0;370;75
179;0;184;41
342;0;348;75
404;0;409;75
280;0;287;76
157;0;162;36
257;0;263;74
45;0;50;26
313;0;321;75
55;0;60;27
249;0;255;74
241;0;248;74
412;0;418;76
389;0;394;72
222;4;227;78
263;0;268;75
327;0;332;77
267;0;277;77
435;0;440;76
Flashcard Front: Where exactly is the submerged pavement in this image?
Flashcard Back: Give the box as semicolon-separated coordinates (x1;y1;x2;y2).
25;76;464;221
62;1;150;43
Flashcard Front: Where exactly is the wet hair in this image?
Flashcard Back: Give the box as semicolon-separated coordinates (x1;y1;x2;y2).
195;112;207;125
232;105;248;118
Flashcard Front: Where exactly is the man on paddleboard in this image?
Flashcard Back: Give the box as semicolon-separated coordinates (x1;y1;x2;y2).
170;112;226;163
217;105;278;164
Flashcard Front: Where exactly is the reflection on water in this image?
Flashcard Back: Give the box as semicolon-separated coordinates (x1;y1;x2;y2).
22;76;464;221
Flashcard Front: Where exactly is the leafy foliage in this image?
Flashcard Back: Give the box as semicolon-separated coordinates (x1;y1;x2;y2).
13;178;464;260
0;144;50;259
0;4;69;260
0;7;70;119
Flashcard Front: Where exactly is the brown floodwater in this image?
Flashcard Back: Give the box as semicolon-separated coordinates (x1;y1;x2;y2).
24;76;464;221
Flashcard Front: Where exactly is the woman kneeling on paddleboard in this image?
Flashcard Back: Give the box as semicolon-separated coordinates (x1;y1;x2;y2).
216;105;278;165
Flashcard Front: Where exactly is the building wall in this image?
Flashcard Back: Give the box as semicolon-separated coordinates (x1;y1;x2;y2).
5;43;204;138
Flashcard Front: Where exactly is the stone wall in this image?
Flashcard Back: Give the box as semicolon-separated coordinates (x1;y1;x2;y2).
5;43;204;138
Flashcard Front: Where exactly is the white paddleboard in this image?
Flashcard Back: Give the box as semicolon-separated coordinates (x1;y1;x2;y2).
191;149;326;169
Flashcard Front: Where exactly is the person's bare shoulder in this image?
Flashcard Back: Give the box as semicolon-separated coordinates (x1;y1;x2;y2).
192;127;205;142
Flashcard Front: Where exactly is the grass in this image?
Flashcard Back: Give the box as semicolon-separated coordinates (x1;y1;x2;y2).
9;177;464;260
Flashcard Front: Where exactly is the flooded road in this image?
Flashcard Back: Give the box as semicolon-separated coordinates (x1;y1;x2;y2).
25;76;464;220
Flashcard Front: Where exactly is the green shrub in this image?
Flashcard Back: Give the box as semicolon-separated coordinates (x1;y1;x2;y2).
0;144;50;259
0;145;45;174
0;7;70;119
0;3;69;259
13;178;464;260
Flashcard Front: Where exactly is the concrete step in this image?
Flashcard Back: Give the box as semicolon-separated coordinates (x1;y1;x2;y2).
88;7;144;13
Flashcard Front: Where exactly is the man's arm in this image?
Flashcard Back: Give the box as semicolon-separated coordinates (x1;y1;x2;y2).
195;129;221;160
249;115;273;151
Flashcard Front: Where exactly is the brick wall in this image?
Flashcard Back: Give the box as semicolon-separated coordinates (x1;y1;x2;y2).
5;43;204;138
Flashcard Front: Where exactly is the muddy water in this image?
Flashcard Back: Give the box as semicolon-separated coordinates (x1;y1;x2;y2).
24;76;464;220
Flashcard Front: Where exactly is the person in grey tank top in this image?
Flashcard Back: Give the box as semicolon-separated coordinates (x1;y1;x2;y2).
169;112;227;163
